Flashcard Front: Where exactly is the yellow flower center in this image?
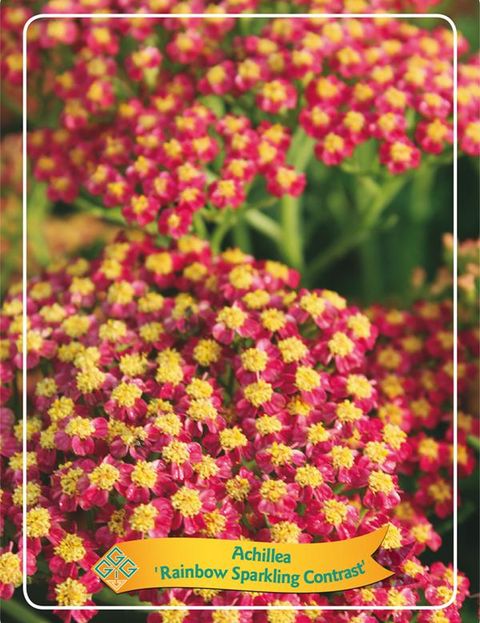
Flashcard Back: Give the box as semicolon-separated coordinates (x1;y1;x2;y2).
255;415;282;436
336;400;363;423
244;380;273;407
65;416;94;439
331;446;354;470
346;374;372;398
300;292;325;317
140;322;164;343
0;552;22;586
9;451;36;470
383;423;407;450
323;499;348;526
428;479;451;503
260;479;287;502
212;611;240;623
307;422;329;445
377;347;402;370
89;464;120;490
145;252;173;275
130;503;158;533
391;141;413;163
226;476;251;501
193;339;221;366
60;467;83;495
419;438;439;459
54;534;86;562
387;588;406;607
138;291;164;313
76;367;106;393
112;382;142;407
56;578;89;606
295;366;320;392
278;337;307;363
368;471;395;494
27;507;51;538
328;332;354;356
219;427;248;451
271;521;302;544
171;487;202;517
380;375;404;399
154;412;182;436
427;119;448;142
466;121;480;143
243;290;270;309
260;308;287;332
13;482;41;506
347;314;371;338
382;523;403;549
131;461;157;488
187;398;218;422
403;559;422;576
35;377;57;397
217;306;247;330
203;510;227;537
324;132;344;153
193;456;219;480
295;464;323;488
267;442;293;466
207;65;226;85
108;509;126;537
119;353;148;377
162;441;189;465
62;315;90;338
99;319;127;341
241;347;268;372
40;303;67;323
186;379;213;399
263;80;287;103
365;441;389;464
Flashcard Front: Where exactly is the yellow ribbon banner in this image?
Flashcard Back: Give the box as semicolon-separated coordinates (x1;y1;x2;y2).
93;525;393;594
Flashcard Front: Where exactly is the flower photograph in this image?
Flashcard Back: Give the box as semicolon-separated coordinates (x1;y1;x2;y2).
0;2;478;623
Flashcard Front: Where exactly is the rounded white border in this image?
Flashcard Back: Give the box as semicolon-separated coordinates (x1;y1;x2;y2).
21;12;458;612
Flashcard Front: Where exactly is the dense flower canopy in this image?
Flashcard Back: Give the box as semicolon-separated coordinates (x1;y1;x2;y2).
0;3;478;623
1;3;479;238
0;231;476;621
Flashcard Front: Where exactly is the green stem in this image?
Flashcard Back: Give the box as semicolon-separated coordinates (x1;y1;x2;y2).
192;211;208;240
248;196;278;212
211;210;235;254
306;227;370;283
363;174;408;227
359;238;382;303
244;210;282;243
280;195;303;270
279;130;315;270
400;167;435;299
307;173;409;284
1;597;51;623
232;217;252;253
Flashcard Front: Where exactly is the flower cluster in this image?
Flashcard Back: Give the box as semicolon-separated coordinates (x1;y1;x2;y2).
1;5;478;236
0;231;475;622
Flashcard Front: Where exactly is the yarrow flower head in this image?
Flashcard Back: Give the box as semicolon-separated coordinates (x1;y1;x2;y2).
0;229;475;616
0;8;472;239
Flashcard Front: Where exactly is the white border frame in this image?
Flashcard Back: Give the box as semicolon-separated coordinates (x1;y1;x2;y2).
22;11;458;612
